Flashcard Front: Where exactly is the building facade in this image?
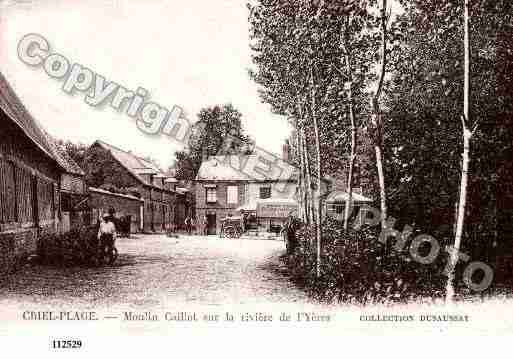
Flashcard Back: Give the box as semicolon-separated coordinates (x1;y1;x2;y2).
0;72;85;274
89;187;144;233
195;152;301;235
194;144;372;235
45;132;88;232
87;140;192;233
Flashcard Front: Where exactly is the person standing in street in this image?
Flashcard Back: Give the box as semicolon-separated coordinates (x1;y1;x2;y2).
185;215;192;235
98;213;117;254
201;215;208;236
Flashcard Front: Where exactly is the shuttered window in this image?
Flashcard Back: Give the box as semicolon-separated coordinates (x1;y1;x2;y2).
37;179;54;221
0;159;17;223
240;184;246;205
227;186;238;204
16;165;34;223
206;188;217;203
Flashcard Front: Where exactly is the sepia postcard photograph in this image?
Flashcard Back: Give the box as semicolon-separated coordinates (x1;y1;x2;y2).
0;0;512;356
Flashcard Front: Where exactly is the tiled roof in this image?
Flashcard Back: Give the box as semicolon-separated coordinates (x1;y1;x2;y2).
44;132;85;176
0;71;83;176
196;154;299;182
0;71;56;162
94;140;174;187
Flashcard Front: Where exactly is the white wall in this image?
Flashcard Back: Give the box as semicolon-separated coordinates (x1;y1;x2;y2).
245;181;297;203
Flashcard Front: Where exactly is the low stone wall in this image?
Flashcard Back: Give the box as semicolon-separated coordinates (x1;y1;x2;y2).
38;225;98;266
0;220;60;275
0;227;38;275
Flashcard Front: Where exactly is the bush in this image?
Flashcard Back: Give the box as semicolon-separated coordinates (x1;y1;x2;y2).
286;217;447;304
39;225;100;267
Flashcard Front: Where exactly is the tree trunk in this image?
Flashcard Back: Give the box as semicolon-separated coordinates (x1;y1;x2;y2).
446;128;471;301
302;130;314;225
297;100;311;224
371;0;388;229
310;68;323;278
446;0;472;302
301;135;309;224
344;110;356;230
295;118;305;222
375;141;387;228
343;46;357;231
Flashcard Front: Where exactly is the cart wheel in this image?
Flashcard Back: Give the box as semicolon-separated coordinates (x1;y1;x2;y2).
225;227;235;239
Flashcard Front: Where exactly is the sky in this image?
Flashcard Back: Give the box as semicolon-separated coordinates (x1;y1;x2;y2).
0;0;291;169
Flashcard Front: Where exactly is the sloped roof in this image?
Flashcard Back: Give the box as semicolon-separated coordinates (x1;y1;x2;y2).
137;157;162;174
94;140;172;187
196;154;299;182
44;132;85;176
0;71;84;176
89;187;143;202
0;71;56;162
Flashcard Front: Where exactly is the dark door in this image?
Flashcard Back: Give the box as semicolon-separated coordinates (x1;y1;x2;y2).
206;213;216;235
162;205;166;231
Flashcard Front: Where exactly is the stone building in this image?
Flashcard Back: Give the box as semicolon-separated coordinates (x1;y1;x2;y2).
88;187;144;233
86;140;192;232
195;147;303;235
44;132;88;232
194;141;373;235
0;72;85;274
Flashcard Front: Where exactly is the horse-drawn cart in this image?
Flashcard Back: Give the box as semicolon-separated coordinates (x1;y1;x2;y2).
220;216;243;239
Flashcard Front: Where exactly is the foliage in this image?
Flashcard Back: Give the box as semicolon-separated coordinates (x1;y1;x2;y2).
287;217;447;304
248;0;380;182
56;140;88;169
173;104;254;180
82;146;135;189
385;0;513;258
39;225;101;267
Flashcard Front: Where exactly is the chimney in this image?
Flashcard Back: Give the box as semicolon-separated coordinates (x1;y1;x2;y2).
282;139;290;162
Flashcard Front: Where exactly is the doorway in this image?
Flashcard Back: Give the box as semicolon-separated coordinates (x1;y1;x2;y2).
206;213;217;235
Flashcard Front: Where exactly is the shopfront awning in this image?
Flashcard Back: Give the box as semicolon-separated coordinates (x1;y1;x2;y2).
325;191;373;203
256;198;298;218
236;198;299;218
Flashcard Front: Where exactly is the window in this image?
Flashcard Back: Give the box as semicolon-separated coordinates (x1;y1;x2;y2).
259;186;271;199
227;186;238;204
206;188;217;203
37;179;54;221
240;183;246;204
0;160;17;223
